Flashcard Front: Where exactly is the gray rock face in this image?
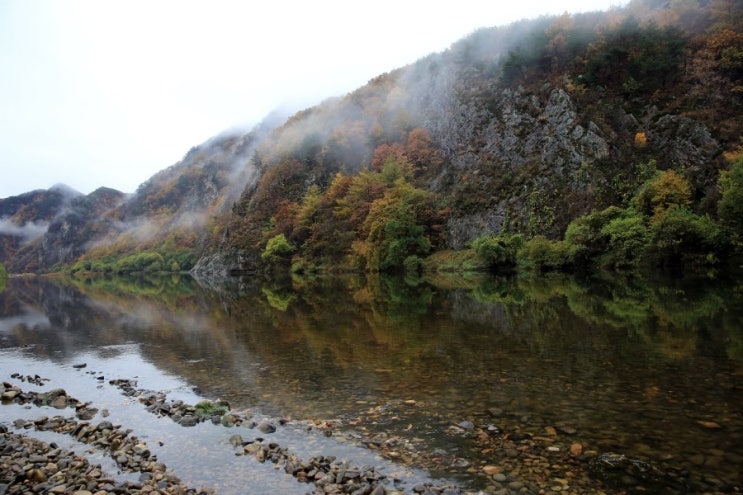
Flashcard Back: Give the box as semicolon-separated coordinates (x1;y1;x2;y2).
418;81;719;248
428;86;611;248
648;114;719;171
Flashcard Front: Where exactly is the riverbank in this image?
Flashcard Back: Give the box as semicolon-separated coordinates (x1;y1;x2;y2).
0;428;201;495
1;381;465;495
5;375;735;495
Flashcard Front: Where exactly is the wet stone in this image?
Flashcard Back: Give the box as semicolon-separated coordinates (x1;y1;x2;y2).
257;420;276;434
179;415;198;427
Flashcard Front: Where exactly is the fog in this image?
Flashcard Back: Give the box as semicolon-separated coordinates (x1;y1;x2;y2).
0;0;627;199
0;217;48;243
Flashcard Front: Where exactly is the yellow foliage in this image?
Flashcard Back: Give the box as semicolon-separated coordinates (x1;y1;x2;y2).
723;138;743;164
634;131;648;148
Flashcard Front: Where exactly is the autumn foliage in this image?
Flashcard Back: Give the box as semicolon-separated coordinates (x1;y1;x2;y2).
254;155;448;273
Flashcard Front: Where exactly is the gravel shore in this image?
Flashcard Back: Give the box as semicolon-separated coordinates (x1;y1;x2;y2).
0;427;204;495
1;381;464;495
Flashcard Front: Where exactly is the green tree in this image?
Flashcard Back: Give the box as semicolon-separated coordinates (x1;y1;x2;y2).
522;236;570;271
718;157;743;237
647;206;725;268
0;263;7;293
563;206;625;267
358;180;433;272
471;233;525;269
261;234;296;265
600;213;650;269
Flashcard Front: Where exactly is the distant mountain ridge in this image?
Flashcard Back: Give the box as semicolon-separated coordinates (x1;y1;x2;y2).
1;0;741;275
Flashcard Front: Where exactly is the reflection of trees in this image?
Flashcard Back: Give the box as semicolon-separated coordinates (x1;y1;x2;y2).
4;271;741;487
67;273;199;311
457;271;743;362
3;271;741;424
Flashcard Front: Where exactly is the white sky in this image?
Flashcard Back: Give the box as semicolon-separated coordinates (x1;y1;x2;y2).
0;0;627;199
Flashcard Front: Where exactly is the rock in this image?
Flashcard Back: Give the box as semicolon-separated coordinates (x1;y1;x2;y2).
556;425;577;435
27;468;47;482
133;444;150;457
72;363;87;369
50;395;68;409
696;420;722;429
544;426;557;436
1;389;20;400
96;421;113;431
570;442;583;456
179;415;198;427
29;454;47;463
257;421;276;434
493;473;507;482
77;408;98;420
457;421;474;430
37;389;67;406
243;443;261;454
229;434;243;447
483;465;501;476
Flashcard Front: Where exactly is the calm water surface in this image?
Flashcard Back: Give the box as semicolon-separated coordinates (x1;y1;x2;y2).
0;272;741;493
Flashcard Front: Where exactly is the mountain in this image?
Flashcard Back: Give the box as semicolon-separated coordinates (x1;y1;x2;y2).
1;0;741;276
0;185;82;271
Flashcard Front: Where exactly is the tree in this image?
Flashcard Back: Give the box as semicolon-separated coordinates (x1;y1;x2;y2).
633;169;692;221
261;234;295;265
471;234;525;269
563;206;625;267
0;263;7;293
357;180;434;272
647;206;725;268
522;236;570;271
292;185;322;245
600;213;649;269
718;157;743;237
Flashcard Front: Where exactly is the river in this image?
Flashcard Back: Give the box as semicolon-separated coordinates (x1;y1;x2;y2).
1;272;741;494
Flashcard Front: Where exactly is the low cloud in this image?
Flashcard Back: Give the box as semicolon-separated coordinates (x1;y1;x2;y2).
0;217;48;243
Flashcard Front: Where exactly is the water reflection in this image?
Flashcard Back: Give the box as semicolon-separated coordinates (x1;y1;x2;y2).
1;271;741;492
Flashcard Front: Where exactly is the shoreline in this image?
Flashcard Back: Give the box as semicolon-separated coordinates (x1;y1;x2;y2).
1;381;464;495
3;370;738;495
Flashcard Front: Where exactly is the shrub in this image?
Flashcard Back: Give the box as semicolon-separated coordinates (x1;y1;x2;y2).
647;206;726;269
471;233;525;269
523;236;570;271
599;213;649;269
115;252;165;273
563;206;624;267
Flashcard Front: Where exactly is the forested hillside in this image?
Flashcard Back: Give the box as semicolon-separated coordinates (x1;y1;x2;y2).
0;0;741;277
196;0;743;276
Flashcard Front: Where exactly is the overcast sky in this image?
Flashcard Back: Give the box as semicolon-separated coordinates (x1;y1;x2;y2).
0;0;627;199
